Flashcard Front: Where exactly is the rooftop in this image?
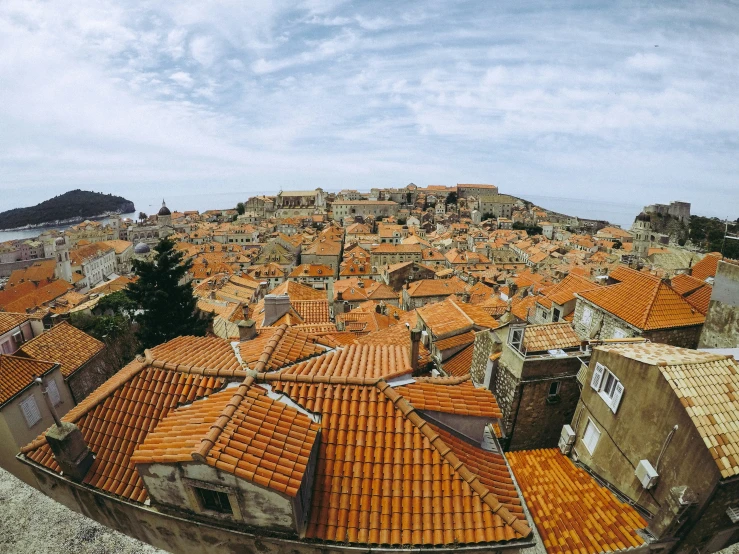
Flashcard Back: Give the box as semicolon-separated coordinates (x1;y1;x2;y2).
16;322;103;378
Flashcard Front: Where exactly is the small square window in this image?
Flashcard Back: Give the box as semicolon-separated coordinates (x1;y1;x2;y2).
583;419;600;454
195;487;232;514
548;381;560;396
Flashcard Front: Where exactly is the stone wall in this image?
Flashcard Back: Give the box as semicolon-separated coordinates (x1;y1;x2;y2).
643;325;703;350
492;364;520;437
67;352;117;404
470;330;497;385
699;261;739;348
676;480;739;554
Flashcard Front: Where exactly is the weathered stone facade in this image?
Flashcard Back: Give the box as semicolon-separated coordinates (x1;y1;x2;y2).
66;353;118;404
573;298;702;348
470;330;497;386
699;260;739;348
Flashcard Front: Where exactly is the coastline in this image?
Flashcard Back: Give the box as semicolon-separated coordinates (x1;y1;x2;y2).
0;210;136;232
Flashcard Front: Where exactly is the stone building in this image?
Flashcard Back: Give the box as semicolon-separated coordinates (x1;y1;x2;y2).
573;265;705;348
19;334;534;553
492;322;587;451
124;201;176;246
571;342;739;553
330;200;399;222
274;189;325;217
381;261;436;291
370;244;422;269
699;259;739;348
0;312;43;355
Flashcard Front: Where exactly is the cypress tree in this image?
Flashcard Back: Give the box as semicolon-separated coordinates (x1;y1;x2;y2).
126;237;209;349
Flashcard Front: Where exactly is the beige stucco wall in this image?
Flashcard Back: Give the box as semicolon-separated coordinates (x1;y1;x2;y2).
572;349;720;537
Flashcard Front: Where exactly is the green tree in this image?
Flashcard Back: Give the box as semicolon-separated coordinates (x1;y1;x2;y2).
138;211;147;222
445;192;458;205
126;237;209;349
236;202;245;215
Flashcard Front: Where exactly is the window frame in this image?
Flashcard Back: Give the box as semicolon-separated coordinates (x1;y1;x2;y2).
46;379;62;407
581;305;593;326
195;487;232;515
591;362;625;414
184;479;242;520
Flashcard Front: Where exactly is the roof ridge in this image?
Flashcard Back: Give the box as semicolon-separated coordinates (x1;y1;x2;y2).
192;323;288;462
375;380;531;539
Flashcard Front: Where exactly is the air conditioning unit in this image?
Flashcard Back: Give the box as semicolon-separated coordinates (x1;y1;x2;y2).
635;460;659;490
559;425;576;454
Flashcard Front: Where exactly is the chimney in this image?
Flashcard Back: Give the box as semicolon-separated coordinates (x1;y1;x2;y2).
263;294;291;326
36;377;93;482
410;328;422;376
237;319;257;341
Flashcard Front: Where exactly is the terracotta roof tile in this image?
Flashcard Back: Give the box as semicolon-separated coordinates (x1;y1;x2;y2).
16;322;103;378
435;330;475;352
691;252;722;281
395;380;502;419
0;312;31;336
279;344;412;380
239;327;324;371
670;273;706;296
0;355;56;405
578;266;705;331
132;386;319;496
542;274;598;306
150;336;241;371
522;322;581;352
508;449;647;554
24;363;224;503
442;343;474;378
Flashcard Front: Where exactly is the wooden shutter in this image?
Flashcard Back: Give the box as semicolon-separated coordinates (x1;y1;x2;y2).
47;380;61;406
20;397;41;428
590;363;605;390
611;382;624;413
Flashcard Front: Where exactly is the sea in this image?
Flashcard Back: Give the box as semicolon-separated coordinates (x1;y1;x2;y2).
0;188;642;243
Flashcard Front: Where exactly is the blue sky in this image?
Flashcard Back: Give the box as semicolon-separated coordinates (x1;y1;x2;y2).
1;0;738;218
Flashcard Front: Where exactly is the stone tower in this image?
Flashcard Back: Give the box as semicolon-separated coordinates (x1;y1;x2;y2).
54;237;73;283
157;200;172;228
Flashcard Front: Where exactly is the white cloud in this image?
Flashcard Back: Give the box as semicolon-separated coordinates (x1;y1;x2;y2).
0;0;737;221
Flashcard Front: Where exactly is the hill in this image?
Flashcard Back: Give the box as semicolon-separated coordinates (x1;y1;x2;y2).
0;190;135;230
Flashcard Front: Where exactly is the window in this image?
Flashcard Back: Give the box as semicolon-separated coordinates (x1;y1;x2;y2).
590;362;625;413
509;327;524;351
195;487;232;514
612;327;628;339
552;308;561;322
583;419;600;454
548;381;560;396
20;396;42;428
581;306;593;326
46;379;62;406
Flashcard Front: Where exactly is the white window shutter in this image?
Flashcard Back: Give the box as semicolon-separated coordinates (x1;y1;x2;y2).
591;363;605;391
47;380;61;406
611;382;624;413
20;397;41;428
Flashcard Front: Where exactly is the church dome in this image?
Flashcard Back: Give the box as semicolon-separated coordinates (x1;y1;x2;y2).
158;200;171;216
134;242;151;254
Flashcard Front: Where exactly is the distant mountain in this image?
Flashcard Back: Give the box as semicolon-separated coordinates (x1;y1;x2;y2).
0;189;135;230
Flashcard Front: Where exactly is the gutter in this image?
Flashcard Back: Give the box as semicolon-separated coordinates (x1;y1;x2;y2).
17;456;536;553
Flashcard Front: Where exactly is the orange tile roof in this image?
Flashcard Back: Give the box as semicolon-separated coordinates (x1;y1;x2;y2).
292;299;331;324
24;362;225;502
273;380;529;544
132;385;319;497
16;322;103;377
596;343;739;478
522;322;581;352
149;336;242;371
354;324;432;368
543;274;598;306
442;343;474;378
670;273;706;295
578;266;705;331
508;449;647;554
684;283;712;315
435;330;476;352
0;355;56;405
239;325;324;371
0;279;73;313
279;344;412;380
0;312;31;336
267;280;325;300
69;242;114;265
7;260;57;286
289;263;334;278
691;252;722;281
511;295;537;321
405;277;467;299
395;380;502;419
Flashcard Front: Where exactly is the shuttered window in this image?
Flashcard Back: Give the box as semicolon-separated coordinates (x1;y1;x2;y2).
592;362;624;414
581;306;593;326
583;419;600;454
20;396;42;428
46;379;62;406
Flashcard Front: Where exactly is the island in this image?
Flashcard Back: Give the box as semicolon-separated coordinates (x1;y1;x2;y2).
0;189;135;230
